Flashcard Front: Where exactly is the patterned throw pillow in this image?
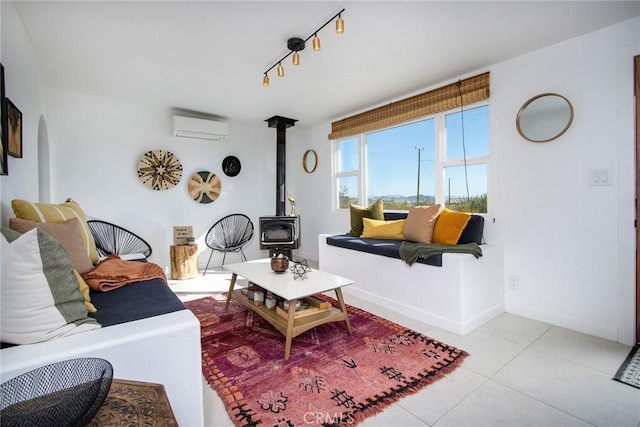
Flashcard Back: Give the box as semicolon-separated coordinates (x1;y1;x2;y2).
403;204;442;243
11;199;99;264
347;199;384;237
0;228;101;345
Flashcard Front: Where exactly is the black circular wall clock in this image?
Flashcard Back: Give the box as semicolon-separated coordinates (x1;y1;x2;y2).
222;155;241;177
137;149;183;191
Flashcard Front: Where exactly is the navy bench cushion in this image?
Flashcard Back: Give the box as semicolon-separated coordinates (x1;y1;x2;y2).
325;234;442;267
458;215;485;244
89;278;185;327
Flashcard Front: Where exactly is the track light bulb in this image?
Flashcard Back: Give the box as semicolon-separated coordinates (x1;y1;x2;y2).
263;74;269;86
292;51;300;66
336;15;344;34
312;34;321;51
277;63;284;77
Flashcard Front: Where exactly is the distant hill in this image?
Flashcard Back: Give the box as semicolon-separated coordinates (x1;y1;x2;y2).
369;194;435;205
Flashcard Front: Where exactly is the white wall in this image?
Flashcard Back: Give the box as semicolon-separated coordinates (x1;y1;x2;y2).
0;1;48;209
44;89;306;271
294;17;639;345
2;0;638;345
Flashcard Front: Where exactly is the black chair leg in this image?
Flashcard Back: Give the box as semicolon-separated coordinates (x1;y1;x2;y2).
203;250;215;276
240;248;247;262
222;252;227;266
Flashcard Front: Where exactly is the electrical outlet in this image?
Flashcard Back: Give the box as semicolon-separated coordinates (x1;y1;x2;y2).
508;275;520;290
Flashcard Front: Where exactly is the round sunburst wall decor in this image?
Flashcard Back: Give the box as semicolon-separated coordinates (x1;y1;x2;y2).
188;171;221;204
137;150;183;191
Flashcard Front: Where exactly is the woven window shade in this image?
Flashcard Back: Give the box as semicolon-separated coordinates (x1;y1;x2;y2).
328;72;489;140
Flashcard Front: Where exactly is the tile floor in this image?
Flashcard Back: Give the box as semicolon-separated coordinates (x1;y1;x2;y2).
169;270;640;427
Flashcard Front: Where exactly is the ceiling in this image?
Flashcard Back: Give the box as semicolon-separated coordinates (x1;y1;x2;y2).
13;1;640;128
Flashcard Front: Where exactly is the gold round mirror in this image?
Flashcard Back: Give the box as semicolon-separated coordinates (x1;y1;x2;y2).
302;149;318;173
516;93;574;143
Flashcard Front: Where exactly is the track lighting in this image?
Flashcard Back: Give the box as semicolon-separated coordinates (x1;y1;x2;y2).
262;8;345;86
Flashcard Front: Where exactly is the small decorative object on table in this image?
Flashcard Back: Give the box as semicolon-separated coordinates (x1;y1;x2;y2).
289;257;312;280
265;292;277;310
270;254;289;273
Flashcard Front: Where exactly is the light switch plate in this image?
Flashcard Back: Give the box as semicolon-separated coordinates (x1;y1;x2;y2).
589;169;613;186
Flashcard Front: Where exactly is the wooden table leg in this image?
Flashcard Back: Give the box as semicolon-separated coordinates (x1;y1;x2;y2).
224;273;238;310
334;288;353;335
284;299;298;360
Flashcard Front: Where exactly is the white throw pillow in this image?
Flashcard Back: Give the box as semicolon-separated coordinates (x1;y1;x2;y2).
1;228;101;345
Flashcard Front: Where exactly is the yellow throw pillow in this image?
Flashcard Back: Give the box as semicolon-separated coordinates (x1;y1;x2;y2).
360;218;406;239
403;204;442;243
74;270;97;313
347;199;384;237
432;208;472;244
11;199;99;264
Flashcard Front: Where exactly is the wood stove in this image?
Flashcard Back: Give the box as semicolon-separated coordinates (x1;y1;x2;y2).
259;116;300;258
259;215;300;258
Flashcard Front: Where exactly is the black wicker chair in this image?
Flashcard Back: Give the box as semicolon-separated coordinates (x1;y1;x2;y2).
0;358;113;427
87;220;152;259
203;214;254;274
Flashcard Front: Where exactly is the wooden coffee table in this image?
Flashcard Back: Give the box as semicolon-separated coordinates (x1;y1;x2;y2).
223;259;353;360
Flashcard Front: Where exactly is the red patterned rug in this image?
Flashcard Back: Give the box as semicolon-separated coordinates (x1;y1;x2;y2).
185;295;468;427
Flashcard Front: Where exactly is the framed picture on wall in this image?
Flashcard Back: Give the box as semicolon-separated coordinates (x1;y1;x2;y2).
6;98;22;158
0;63;8;175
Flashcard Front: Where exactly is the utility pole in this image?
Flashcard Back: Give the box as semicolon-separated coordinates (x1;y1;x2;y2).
415;147;424;206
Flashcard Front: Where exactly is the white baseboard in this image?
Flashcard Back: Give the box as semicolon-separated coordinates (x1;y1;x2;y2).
506;302;618;343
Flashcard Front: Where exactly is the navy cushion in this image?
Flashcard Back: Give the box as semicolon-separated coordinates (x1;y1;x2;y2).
383;211;408;221
326;234;442;267
458;215;484;244
89;278;185;327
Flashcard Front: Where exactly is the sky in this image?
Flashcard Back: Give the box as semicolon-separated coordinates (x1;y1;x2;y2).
365;105;489;198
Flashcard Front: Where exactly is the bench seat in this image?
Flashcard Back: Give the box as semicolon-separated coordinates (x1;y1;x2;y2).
319;234;505;335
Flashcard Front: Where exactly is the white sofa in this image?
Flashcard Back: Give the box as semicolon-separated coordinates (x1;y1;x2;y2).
0;309;204;426
319;234;505;335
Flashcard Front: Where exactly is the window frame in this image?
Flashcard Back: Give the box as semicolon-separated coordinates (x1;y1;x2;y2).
332;101;490;214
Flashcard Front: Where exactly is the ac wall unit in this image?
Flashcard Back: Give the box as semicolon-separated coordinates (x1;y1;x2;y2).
171;115;229;142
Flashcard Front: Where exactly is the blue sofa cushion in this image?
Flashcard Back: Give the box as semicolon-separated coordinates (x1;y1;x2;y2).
89;278;185;327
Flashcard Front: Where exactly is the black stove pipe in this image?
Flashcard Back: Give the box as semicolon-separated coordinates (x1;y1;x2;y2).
266;116;297;216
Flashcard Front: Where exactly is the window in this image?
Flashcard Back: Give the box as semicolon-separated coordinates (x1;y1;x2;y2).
335;137;360;209
333;103;489;213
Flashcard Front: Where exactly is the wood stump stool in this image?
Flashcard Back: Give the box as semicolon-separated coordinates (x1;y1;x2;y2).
169;244;198;280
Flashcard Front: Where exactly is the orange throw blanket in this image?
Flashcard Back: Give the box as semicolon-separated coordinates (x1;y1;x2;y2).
82;254;167;292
